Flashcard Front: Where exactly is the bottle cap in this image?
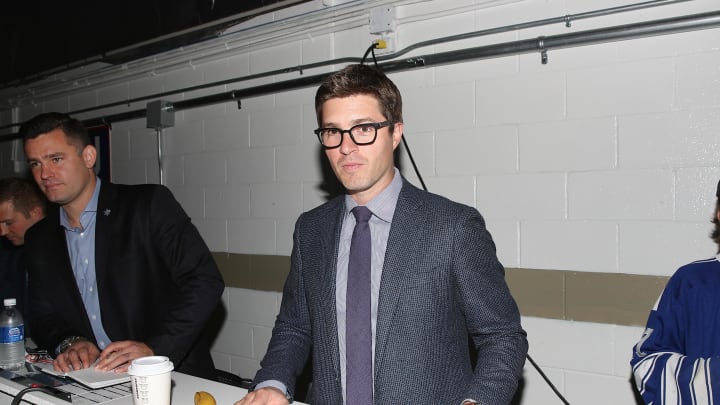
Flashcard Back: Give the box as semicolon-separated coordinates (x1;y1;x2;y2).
3;298;16;307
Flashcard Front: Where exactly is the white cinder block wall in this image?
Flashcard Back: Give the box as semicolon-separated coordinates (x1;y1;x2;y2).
1;0;720;403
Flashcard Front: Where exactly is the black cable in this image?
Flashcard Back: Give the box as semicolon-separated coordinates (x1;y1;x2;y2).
400;136;570;403
365;43;426;191
360;42;380;65
370;42;570;405
400;128;570;405
400;133;427;192
11;386;60;405
526;353;571;404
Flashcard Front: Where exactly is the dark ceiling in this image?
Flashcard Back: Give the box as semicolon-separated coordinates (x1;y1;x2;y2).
0;0;310;89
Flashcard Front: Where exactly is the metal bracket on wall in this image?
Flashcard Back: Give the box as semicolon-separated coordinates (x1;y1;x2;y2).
146;100;175;185
537;36;548;65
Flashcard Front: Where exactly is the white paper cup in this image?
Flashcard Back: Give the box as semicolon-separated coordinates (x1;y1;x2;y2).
127;356;174;405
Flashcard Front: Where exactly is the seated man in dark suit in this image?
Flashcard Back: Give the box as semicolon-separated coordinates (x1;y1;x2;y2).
20;112;225;379
0;176;46;317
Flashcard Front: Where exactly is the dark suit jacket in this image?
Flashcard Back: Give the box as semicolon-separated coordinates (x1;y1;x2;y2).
24;181;224;379
254;179;528;404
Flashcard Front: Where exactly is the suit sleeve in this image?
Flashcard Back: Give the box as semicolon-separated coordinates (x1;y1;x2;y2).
456;210;528;404
142;186;225;364
252;215;313;397
631;274;720;404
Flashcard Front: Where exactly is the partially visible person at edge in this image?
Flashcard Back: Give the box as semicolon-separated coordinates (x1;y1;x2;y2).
235;64;528;405
20;112;224;379
0;176;46;318
631;179;720;404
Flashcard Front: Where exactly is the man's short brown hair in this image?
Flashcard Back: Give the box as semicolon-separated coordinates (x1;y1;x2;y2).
0;177;46;217
315;64;403;129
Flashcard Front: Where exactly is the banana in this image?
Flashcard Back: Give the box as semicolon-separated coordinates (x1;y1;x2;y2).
194;391;217;405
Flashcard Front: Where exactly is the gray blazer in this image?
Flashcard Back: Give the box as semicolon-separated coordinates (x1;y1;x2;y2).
255;179;527;404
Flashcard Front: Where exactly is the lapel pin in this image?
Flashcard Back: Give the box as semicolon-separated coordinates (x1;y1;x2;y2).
104;208;111;216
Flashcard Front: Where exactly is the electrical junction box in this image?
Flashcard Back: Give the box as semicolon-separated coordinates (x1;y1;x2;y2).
369;6;396;34
146;100;174;129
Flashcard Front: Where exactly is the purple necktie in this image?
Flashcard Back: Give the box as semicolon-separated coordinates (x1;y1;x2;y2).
346;206;373;405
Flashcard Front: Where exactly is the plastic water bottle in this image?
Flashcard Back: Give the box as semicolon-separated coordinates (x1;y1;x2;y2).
0;298;25;370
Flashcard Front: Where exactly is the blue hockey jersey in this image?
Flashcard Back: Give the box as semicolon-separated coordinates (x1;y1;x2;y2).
632;254;720;404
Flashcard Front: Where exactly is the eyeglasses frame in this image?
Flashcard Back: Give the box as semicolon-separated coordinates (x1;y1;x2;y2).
314;121;394;149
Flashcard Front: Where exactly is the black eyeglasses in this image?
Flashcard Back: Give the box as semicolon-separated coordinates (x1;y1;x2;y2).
314;121;393;149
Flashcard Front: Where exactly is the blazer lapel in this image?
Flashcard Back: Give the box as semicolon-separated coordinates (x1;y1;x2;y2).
49;216;86;307
373;183;425;376
44;208;95;335
317;198;345;381
94;183;113;290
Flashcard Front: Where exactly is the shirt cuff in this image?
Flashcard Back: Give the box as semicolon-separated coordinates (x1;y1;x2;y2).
253;380;293;402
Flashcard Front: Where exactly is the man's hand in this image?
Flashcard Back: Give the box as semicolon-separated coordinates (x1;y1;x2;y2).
53;340;100;372
234;387;289;405
94;340;154;373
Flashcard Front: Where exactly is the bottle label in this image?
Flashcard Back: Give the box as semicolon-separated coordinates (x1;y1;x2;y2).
0;325;24;343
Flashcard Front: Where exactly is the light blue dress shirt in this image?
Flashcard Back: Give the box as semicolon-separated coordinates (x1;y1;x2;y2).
59;178;112;350
256;168;402;400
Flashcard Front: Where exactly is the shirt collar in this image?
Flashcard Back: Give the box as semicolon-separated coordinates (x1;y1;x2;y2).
344;167;402;223
60;177;102;230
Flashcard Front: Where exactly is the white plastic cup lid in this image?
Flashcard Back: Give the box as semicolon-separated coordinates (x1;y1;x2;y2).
127;356;174;376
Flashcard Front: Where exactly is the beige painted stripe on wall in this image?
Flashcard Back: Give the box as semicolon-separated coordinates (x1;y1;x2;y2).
213;252;668;327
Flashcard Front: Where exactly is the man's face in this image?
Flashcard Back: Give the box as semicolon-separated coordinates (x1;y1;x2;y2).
321;95;403;205
24;128;96;207
0;201;42;246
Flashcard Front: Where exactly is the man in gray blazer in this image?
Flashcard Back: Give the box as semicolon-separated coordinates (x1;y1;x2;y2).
237;64;527;405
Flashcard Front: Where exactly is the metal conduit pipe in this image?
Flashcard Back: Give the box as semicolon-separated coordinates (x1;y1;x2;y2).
1;0;691;113
376;0;694;61
415;9;720;66
1;0;398;102
1;9;719;141
0;0;318;90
